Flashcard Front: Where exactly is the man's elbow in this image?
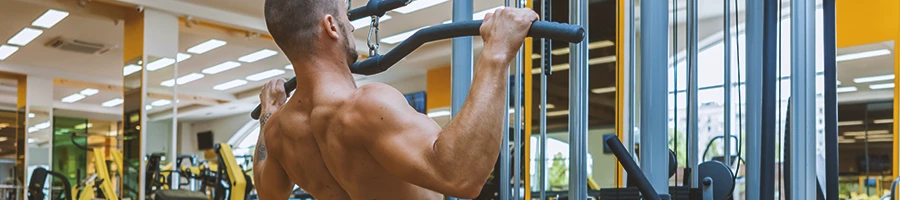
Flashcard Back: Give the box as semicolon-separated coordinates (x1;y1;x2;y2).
445;179;484;198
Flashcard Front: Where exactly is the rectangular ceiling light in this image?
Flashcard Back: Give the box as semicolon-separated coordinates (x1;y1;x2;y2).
530;55;617;74
869;83;895;90
238;49;278;63
591;87;616;94
854;134;893;139
874;119;893;124
547;110;569;117
853;74;894;83
285;64;293;70
186;39;227;54
32;9;69;28
146;57;176;71
381;26;428;44
61;93;86;103
844;130;890;136
176;53;192;62
8;28;43;46
202;61;241;74
531;63;570;74
213;79;248;91
427;110;451;118
837;80;841;85
867;138;894;142
123;64;141;76
151;99;172;106
352;15;392;30
836;49;891;62
0;45;19;60
551;40;615;55
837;120;863;126
79;88;99;96
838;139;855;143
74;123;93;129
246;69;286;81
161;73;205;87
101;98;124;107
539;104;555;109
836;86;857;93
392;0;448;14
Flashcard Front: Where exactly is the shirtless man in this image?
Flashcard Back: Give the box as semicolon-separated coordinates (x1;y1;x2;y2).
254;0;538;199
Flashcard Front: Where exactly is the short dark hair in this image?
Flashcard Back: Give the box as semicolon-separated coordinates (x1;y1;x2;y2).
265;0;343;56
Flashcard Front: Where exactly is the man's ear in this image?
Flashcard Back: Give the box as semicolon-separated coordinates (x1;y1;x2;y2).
322;15;341;40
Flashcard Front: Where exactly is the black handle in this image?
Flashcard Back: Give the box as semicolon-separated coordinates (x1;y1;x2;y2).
251;20;584;119
348;0;409;21
250;77;296;119
605;137;661;200
350;20;584;75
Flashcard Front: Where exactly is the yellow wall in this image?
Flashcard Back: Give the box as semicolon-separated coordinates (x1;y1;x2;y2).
426;67;452;111
835;0;899;48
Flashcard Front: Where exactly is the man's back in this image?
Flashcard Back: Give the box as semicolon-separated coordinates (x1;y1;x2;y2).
266;84;442;199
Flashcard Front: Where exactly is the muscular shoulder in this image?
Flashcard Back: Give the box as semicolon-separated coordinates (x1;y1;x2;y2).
345;83;425;133
350;83;409;115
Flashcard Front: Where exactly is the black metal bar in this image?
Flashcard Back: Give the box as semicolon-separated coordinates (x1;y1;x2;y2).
348;0;409;21
251;20;586;119
823;0;838;199
605;137;661;200
761;0;777;198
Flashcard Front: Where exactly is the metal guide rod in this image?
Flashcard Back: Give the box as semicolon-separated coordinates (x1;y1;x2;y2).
539;0;550;198
687;0;700;188
744;0;763;197
639;0;669;196
500;73;510;200
513;0;524;199
723;0;732;168
568;0;588;198
170;56;180;189
823;0;838;198
789;0;816;198
501;2;511;197
626;0;635;170
449;0;472;198
539;0;551;198
761;0;777;197
513;33;523;200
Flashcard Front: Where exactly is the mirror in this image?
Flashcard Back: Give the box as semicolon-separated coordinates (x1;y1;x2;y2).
121;56;143;199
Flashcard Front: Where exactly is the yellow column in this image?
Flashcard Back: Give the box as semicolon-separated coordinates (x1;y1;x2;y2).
615;0;626;188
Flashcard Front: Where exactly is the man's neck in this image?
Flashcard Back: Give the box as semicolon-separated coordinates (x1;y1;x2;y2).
290;57;357;97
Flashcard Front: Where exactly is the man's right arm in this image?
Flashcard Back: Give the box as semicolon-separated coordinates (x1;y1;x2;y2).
357;8;538;198
356;53;508;198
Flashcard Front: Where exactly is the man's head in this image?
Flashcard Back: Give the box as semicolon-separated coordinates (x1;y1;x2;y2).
265;0;359;67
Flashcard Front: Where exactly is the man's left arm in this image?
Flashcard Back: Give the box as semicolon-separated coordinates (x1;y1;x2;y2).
253;79;293;199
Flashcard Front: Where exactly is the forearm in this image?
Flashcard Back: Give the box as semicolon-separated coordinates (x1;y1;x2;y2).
433;46;511;183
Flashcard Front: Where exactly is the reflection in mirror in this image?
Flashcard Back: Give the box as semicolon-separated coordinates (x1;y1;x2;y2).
145;54;177;195
25;107;51;197
122;56;142;199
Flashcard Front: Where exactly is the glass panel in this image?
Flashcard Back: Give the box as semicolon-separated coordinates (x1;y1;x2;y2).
51;116;88;197
121;56;142;198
